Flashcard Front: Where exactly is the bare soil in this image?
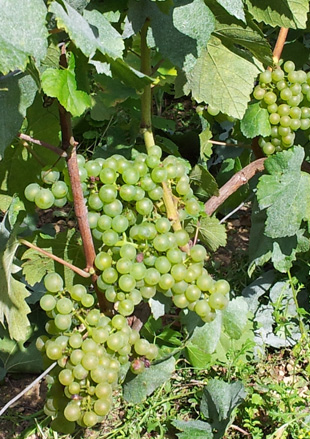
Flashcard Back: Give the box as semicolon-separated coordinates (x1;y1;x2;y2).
0;376;47;439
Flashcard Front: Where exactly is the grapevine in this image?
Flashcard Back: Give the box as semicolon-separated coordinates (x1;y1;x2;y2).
25;145;231;433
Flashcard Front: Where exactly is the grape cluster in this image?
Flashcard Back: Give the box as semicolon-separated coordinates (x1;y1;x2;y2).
37;273;158;433
28;145;231;432
82;147;230;320
253;61;310;155
25;146;230;321
24;166;70;209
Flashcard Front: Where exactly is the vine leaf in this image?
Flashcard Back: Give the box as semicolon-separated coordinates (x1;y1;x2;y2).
257;146;310;238
0;72;38;158
93;74;138;112
222;297;248;339
190;164;219;197
186;215;227;251
0;202;31;341
185;36;262;119
0;0;48;74
124;0;215;71
242;270;275;313
172;419;213;439
240;102;271;138
41;53;91;117
0;323;43;376
123;357;175;404
247;281;301;351
199;127;213;161
249;199;310;274
215;0;246;22
210;0;272;65
214;24;272;66
173;380;246;439
200;379;247;438
186;314;222;367
49;0;124;59
246;0;309;29
21;229;86;287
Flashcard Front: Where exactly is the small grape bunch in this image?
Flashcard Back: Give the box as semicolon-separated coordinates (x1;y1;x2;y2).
37;272;159;433
253;60;310;155
24;166;69;209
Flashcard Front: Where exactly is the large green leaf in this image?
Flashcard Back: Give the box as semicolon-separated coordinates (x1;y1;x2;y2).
250;281;301;350
209;0;272;65
248;199;310;274
257;146;310;238
123;357;175;403
0;0;48;74
125;0;215;71
240;102;271;138
108;56;154;89
49;0;124;59
200;379;246;438
185;36;262;119
242;270;275;313
0;203;31;341
246;0;309;29
83;9;125;59
41;53;91;117
0;72;37;158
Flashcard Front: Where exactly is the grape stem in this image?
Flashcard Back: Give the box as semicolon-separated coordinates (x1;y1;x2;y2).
193;220;200;246
161;181;182;231
56;44;111;314
230;425;250;436
20;140;45;166
273;28;289;64
19;239;91;278
140;19;155;151
205;156;310;215
18;133;67;158
204;158;266;215
75;312;91;333
140;21;188;249
208;139;250;148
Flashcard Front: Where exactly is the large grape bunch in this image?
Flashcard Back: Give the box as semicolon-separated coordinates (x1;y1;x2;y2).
26;145;230;432
25;146;230;320
37;273;158;433
253;61;310;155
